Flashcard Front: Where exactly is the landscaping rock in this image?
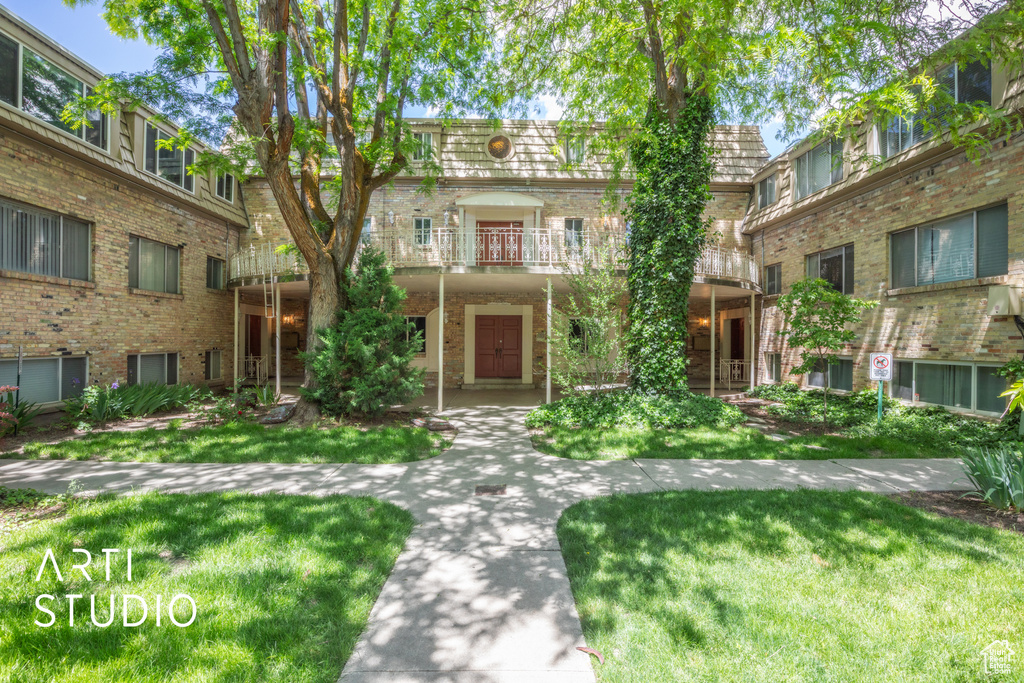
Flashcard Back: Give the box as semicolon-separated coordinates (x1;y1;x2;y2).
260;405;295;424
412;417;455;431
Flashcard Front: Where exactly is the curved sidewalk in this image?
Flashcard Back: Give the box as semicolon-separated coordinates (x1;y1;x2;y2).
0;407;971;683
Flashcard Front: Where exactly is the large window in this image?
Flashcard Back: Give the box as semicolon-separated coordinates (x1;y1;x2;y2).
764;263;781;296
206;256;225;289
405;316;427;354
129;235;180;294
890;204;1008;289
204;350;222;381
127;353;178;386
412;132;432;161
144;123;195;192
879;61;991;159
0;356;87;405
758;174;777;209
794;139;843;200
215;172;235;203
0;197;91;280
893;360;1005;414
565;218;584;248
413;217;432;246
807;358;853;392
0;35;108;150
806;244;854;294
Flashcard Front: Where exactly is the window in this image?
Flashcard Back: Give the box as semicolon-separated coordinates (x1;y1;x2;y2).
413;217;432;246
794;138;843;200
0;356;87;405
204;350;222;381
0;197;91;280
806;244;854;294
126;353;178;386
206;256;225;289
758;174;777;209
565;136;585;163
144;123;195;191
765;352;782;383
405;316;427;354
764;263;781;296
0;38;108;150
129;235;180;294
216;172;234;203
807;358;853;392
412;132;432;161
879;61;991;159
360;217;373;245
569;319;590;353
565;218;584;248
890;204;1008;289
893;360;1005;414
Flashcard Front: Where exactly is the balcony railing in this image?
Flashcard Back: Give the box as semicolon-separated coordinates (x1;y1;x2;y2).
230;229;761;288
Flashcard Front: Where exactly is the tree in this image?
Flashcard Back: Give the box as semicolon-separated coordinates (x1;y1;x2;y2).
303;246;424;417
68;0;495;415
496;0;1024;393
548;246;628;396
776;278;877;427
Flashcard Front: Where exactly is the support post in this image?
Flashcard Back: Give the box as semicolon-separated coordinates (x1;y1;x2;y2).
877;380;884;423
750;292;756;392
233;287;239;394
438;273;444;413
546;277;552;404
275;283;281;398
710;286;716;398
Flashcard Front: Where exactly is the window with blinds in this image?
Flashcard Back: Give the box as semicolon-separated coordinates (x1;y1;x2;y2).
0;197;91;280
0;356;87;405
129;236;180;294
806;244;854;294
893;360;1005;414
890;204;1007;288
126;353;178;386
794;139;843;200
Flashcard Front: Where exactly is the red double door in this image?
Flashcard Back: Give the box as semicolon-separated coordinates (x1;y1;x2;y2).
475;315;522;378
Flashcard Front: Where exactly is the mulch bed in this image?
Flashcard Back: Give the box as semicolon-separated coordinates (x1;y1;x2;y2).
726;397;843;437
890;490;1023;536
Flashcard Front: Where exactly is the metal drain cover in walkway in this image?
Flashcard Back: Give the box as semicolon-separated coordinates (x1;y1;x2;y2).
475;484;507;496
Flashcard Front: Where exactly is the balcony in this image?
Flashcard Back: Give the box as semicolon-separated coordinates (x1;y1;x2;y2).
229;228;761;288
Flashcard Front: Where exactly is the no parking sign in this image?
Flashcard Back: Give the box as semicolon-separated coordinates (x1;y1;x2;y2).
868;353;893;381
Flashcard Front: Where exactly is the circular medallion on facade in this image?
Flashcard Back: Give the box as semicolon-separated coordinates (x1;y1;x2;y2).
487;135;513;159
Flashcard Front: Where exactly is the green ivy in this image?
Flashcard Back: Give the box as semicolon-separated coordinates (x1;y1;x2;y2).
625;96;715;393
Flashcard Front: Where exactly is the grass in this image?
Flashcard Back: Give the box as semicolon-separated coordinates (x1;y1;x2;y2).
8;421;449;464
532;425;961;460
0;491;413;682
558;490;1024;682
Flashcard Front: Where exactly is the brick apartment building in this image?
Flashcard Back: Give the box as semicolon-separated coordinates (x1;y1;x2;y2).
1;4;1021;418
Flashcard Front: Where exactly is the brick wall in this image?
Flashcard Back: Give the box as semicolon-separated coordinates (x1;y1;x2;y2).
0;132;240;393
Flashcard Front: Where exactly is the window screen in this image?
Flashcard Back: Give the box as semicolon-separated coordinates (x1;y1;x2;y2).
0;357;84;404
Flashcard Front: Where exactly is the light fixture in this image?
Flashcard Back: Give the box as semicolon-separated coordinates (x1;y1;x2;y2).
698;317;710;330
388;211;395;225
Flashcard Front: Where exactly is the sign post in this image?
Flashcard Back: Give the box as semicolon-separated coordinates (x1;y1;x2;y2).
868;353;893;423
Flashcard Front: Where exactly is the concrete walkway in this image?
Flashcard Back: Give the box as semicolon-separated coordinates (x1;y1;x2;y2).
0;405;973;683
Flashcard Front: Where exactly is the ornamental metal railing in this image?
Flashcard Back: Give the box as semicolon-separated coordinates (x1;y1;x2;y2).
719;359;751;390
229;229;761;287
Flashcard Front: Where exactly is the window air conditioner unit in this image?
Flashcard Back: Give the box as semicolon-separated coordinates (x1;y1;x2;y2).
987;285;1022;316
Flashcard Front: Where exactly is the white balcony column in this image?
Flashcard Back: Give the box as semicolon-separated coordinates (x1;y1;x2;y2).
233;286;239;395
546;277;552;404
710;286;716;399
437;273;444;413
749;292;756;391
535;208;545;266
275;283;282;397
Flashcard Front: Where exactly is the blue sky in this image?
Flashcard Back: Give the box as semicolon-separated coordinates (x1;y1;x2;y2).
7;0;793;157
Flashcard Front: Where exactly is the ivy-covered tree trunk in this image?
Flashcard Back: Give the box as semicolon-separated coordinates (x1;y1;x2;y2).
626;95;715;394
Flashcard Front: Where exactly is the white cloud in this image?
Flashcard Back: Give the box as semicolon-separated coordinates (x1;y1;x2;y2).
534;94;563;121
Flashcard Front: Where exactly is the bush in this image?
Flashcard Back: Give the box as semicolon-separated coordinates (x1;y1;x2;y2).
64;382;207;426
0;386;42;438
303;247;424;418
960;446;1023;510
525;390;746;430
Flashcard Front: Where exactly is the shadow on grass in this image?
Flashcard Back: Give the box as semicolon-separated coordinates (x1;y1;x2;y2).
0;492;413;682
534;425;957;461
557;489;1024;681
15;421;443;464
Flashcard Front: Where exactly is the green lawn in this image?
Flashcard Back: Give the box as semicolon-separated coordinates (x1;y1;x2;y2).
0;491;412;682
558;490;1024;682
532;425;960;460
8;421;448;463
